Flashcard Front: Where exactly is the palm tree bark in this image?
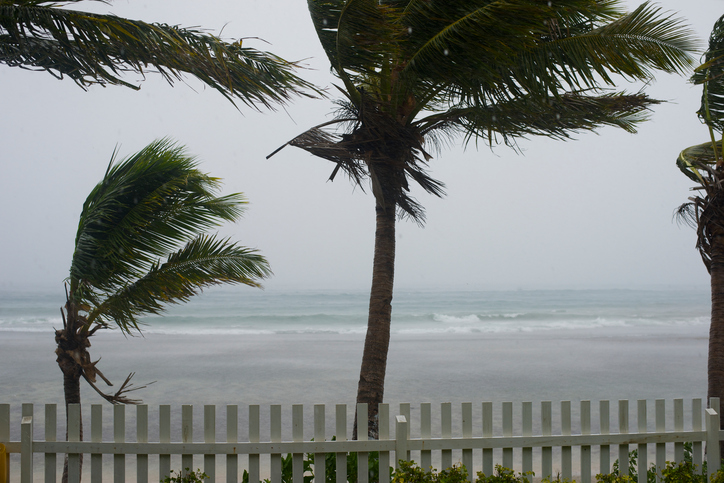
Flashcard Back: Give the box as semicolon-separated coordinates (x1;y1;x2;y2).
709;220;724;460
355;202;396;440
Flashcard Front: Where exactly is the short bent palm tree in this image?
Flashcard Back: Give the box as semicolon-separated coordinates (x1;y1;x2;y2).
676;14;724;417
57;139;271;477
1;0;317;109
269;0;696;438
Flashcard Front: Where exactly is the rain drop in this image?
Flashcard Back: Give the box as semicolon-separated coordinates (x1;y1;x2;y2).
492;115;497;122
443;49;449;56
547;1;552;6
322;18;328;26
408;27;413;35
555;113;561;120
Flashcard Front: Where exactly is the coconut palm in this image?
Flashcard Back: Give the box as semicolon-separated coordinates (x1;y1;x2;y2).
57;138;271;480
676;14;724;421
269;0;697;438
0;0;317;109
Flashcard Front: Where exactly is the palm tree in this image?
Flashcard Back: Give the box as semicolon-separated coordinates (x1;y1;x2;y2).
57;138;271;480
676;13;724;433
269;0;697;438
1;0;317;109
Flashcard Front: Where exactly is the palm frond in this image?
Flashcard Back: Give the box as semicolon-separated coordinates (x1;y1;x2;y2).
692;14;724;132
87;234;271;332
70;139;248;302
0;1;319;108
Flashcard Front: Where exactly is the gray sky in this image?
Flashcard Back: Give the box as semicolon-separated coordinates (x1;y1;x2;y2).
0;0;720;292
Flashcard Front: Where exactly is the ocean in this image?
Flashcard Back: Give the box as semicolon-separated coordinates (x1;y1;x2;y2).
0;287;713;480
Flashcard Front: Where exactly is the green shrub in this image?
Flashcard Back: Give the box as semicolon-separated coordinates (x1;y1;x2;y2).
476;465;534;483
161;468;209;483
392;460;468;483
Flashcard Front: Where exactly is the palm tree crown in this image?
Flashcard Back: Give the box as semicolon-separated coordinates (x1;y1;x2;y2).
1;0;318;109
270;0;697;438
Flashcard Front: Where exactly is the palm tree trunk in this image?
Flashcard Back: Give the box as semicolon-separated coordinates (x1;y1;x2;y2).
57;329;84;483
709;222;724;460
354;202;396;440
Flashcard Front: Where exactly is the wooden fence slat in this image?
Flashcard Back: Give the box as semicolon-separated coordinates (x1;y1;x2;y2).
656;399;665;482
618;400;629;477
271;405;282;483
674;399;684;463
503;402;513;470
205;405;216;482
314;404;325;483
637;400;647;483
379;403;390;483
400;403;411;463
395;415;408;469
160;405;171;480
20;411;32;483
137;405;149;483
561;401;572;481
521;402;532;482
706;406;720;475
600;400;610;476
292;405;304;483
182;405;194;478
335;404;347;483
581;401;591;483
91;405;102;483
482;402;493;477
693;399;703;473
441;403;452;471
226;405;238;483
45;404;57;483
357;404;369;483
67;403;81;483
114;405;125;483
541;401;552;481
1;404;8;483
249;405;260;483
421;403;432;471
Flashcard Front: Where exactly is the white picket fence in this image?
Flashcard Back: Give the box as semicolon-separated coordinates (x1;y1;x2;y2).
1;398;722;483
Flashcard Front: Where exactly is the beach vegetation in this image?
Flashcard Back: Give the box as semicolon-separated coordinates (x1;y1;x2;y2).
57;139;271;480
0;0;319;109
675;12;724;458
268;0;698;439
161;468;209;483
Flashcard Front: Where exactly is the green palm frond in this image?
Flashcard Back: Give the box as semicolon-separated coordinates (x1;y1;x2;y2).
70;139;263;319
0;0;319;108
677;141;723;184
87;234;271;332
692;15;724;133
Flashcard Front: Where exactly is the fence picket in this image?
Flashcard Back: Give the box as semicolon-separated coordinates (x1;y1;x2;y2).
271;405;282;483
138;405;149;483
674;399;684;463
618;400;629;477
314;404;325;483
160;405;171;480
67;403;80;483
463;402;473;482
581;401;591;483
45;404;57;483
227;405;238;483
522;402;532;482
561;401;572;481
656;399;665;482
293;404;304;483
114;405;125;483
441;403;452;471
482;402;493;477
249;405;260;483
357;404;369;483
503;402;513;470
91;405;102;483
693;399;703;472
637;400;647;483
600;401;610;475
205;405;216;482
379;403;390;483
541;401;552;480
421;403;432;471
335;404;347;483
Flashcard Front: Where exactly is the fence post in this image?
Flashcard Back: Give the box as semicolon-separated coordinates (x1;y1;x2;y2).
707;407;721;476
20;415;32;483
395;415;408;470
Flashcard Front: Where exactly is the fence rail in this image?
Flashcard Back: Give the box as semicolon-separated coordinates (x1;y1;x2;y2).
1;398;721;483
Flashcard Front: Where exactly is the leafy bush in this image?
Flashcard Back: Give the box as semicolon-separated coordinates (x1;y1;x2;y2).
392;460;468;483
161;468;209;483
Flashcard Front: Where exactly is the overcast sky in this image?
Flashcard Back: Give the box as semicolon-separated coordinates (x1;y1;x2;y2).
0;0;720;292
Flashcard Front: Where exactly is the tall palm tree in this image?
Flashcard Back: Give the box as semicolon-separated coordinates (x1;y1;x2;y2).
269;0;697;438
676;13;724;431
0;0;318;109
57;138;271;480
